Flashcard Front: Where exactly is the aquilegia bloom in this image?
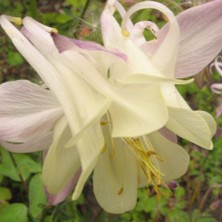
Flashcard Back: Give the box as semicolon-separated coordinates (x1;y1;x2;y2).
0;0;221;213
0;14;175;213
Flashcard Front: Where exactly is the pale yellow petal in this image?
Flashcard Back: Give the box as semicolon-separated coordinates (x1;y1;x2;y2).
93;138;138;214
110;85;168;137
166;107;213;149
42;117;81;194
72;122;104;199
195;111;217;137
148;132;190;182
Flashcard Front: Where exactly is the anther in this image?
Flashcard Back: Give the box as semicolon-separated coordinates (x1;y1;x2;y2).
118;187;124;195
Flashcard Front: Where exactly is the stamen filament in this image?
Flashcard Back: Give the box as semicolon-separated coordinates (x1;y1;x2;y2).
124;137;167;196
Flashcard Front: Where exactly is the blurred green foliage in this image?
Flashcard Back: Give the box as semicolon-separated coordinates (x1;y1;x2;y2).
0;0;222;221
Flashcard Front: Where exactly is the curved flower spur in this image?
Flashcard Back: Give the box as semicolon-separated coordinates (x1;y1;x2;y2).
210;55;222;95
210;55;222;117
0;0;221;214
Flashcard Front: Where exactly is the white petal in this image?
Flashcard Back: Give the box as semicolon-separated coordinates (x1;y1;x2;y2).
22;18;111;140
101;1;126;50
166;107;214;149
212;56;222;76
148;132;190;182
51;34;127;80
0;16;110;140
195;111;217;137
1;131;52;153
51;33;127;61
161;83;190;109
0;80;59;112
57;50;168;137
211;83;222;94
120;39;164;78
175;0;222;78
0;80;62;142
46;171;80;206
216;102;222;117
93;138;138;214
141;1;222;78
110;85;168;137
72;122;104;200
0;16;63;93
42;117;81;194
145;1;222;78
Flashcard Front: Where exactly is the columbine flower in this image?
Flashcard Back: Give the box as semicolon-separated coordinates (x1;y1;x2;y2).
0;14;179;213
0;0;220;213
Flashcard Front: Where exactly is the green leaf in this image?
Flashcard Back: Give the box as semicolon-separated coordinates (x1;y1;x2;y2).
42;13;71;24
29;174;47;218
29;0;38;19
175;187;185;200
0;187;12;201
0;147;41;181
65;0;84;8
0;148;20;181
0;203;28;222
44;216;53;222
7;51;24;66
14;154;42;180
167;209;189;222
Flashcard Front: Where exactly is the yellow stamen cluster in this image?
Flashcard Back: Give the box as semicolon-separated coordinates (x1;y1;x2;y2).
100;114;170;197
124;137;167;197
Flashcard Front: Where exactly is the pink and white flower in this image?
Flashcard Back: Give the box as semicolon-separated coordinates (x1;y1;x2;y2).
0;0;221;213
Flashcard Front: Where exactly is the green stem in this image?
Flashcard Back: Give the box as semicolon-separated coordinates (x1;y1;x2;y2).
93;208;103;222
73;0;92;38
